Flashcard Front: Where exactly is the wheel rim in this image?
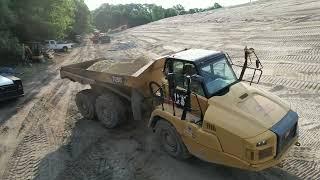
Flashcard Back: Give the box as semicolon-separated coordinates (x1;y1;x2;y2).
102;109;114;126
97;105;118;127
161;130;177;153
95;95;124;129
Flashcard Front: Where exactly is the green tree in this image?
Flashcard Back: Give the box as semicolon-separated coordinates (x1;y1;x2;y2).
0;0;91;63
92;3;154;31
151;5;165;21
207;2;223;11
71;0;92;35
128;4;152;27
11;0;77;40
92;3;223;33
173;4;186;15
188;9;196;14
213;3;222;9
165;8;178;18
47;0;76;38
0;0;21;63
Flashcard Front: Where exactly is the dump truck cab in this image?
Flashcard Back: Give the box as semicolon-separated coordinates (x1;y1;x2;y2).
149;49;299;171
164;49;238;98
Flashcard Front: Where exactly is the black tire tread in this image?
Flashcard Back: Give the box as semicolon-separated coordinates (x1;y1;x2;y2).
155;120;191;160
95;93;126;128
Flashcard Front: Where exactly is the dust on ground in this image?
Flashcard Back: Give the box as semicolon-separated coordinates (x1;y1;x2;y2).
0;0;320;179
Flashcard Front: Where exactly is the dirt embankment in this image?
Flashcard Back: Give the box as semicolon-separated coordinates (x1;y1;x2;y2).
0;0;320;179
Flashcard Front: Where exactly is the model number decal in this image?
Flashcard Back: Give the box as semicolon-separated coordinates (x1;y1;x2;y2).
112;76;124;84
174;92;187;107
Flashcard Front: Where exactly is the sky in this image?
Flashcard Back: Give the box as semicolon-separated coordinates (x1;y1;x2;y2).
84;0;255;10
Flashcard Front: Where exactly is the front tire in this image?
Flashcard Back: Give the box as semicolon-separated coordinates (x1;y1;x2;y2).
155;120;191;159
95;93;126;128
63;46;68;52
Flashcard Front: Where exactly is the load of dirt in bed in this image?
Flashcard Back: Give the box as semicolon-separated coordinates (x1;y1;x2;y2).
87;56;150;75
87;59;115;72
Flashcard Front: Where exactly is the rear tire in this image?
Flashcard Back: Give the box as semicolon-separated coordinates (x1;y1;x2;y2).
76;89;97;120
95;93;126;128
155;120;191;160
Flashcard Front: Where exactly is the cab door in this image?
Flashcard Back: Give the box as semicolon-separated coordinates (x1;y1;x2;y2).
169;60;207;118
164;59;221;157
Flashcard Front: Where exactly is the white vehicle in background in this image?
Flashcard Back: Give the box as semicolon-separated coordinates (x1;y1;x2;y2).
44;40;74;52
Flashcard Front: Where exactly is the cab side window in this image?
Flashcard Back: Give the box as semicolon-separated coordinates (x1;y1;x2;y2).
191;81;205;97
172;61;205;96
173;61;184;88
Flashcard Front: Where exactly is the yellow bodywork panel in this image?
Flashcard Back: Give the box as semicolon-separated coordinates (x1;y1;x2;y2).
206;82;290;138
149;81;295;171
244;130;277;164
150;104;222;151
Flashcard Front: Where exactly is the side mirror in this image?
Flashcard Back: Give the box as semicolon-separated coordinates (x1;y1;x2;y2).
256;59;260;68
166;72;177;94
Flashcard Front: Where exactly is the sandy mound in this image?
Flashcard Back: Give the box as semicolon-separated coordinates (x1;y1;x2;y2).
87;56;150;75
87;59;115;72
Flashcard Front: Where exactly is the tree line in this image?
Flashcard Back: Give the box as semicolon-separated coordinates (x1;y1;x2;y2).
0;0;91;63
0;1;222;64
92;3;222;32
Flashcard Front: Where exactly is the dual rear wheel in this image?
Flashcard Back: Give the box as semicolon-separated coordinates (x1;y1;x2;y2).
75;89;126;128
95;93;126;128
75;89;191;159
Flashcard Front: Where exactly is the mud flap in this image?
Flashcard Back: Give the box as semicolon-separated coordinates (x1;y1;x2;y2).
131;89;144;121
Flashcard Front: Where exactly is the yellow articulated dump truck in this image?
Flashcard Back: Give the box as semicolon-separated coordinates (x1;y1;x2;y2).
60;48;300;171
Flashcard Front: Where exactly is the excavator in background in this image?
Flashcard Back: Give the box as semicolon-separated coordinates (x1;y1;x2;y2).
25;42;44;62
91;31;101;44
91;31;111;44
60;47;300;171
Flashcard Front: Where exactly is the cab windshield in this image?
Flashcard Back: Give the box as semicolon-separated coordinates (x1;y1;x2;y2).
200;56;238;96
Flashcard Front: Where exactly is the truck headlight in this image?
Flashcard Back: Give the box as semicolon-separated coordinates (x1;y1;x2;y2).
256;140;267;147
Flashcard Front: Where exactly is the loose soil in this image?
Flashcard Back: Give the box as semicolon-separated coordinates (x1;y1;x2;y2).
87;56;150;75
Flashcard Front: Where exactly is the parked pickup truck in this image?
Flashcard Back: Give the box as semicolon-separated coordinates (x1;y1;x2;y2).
44;40;74;52
0;74;24;101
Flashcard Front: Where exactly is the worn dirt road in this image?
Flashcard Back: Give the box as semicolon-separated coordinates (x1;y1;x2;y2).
0;0;320;179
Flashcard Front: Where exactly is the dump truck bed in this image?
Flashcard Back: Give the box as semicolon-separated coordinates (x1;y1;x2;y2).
60;58;165;99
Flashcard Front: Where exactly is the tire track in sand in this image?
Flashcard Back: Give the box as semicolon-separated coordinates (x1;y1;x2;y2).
2;81;73;180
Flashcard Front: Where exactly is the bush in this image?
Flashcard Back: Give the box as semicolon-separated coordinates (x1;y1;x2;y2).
0;31;22;65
